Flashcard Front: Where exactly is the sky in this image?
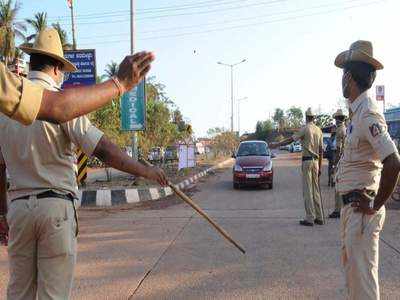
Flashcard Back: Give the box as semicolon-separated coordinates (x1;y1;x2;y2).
18;0;400;137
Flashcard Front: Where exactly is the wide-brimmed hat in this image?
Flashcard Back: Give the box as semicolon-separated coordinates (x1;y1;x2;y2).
333;109;346;118
334;40;383;70
19;28;77;72
305;107;315;117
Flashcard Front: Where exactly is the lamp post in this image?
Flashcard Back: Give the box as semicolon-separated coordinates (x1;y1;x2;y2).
236;97;248;136
217;59;247;132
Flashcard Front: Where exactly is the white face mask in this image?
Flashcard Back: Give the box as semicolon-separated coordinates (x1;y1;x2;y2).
56;72;64;89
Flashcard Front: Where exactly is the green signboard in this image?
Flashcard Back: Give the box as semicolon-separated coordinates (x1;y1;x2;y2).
120;80;146;131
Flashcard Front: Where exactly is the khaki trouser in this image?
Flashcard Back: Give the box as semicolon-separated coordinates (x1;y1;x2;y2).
302;160;323;222
6;196;77;300
340;203;385;300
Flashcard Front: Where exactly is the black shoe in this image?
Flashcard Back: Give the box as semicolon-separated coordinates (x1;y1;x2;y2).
328;211;340;219
299;220;314;227
314;219;324;225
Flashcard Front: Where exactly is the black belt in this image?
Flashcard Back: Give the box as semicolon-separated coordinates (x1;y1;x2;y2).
302;156;317;161
12;190;74;202
342;191;375;206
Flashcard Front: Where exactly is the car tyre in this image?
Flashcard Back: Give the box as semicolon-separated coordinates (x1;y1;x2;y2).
233;182;240;189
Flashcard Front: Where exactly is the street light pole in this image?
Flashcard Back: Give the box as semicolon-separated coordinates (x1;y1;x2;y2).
130;0;138;160
218;59;247;133
69;0;77;50
236;97;248;136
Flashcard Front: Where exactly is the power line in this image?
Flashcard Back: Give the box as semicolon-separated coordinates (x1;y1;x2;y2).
77;0;381;45
51;0;285;26
77;0;368;40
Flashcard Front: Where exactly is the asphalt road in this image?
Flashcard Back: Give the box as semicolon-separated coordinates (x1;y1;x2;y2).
1;153;399;299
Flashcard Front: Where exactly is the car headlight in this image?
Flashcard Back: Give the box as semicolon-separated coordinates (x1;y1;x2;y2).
262;162;272;172
234;164;243;172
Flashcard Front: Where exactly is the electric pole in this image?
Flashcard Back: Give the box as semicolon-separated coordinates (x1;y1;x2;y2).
130;0;138;160
69;0;77;50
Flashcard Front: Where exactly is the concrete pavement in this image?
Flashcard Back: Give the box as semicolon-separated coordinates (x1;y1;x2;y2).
1;153;399;299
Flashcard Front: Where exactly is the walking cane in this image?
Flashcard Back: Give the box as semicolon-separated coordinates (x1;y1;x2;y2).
141;159;246;254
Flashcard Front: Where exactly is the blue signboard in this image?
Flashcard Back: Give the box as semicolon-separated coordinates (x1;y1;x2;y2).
62;49;96;88
121;80;146;131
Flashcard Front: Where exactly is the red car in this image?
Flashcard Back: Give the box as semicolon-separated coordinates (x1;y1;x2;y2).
233;141;274;189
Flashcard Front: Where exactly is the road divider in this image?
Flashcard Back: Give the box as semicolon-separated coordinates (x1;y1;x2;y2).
77;158;234;208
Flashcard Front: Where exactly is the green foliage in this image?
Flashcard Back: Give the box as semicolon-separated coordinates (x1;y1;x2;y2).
207;127;226;138
286;106;304;128
315;114;334;129
210;129;240;156
25;12;47;41
0;0;26;66
254;120;275;141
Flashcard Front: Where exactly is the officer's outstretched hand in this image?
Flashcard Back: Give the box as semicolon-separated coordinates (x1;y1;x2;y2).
0;217;8;246
351;192;376;215
117;51;155;92
144;166;168;187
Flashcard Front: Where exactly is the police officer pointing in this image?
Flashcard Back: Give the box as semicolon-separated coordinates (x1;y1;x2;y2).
335;40;400;299
270;108;324;226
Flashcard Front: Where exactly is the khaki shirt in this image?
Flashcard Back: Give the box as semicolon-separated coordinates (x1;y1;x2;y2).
293;122;323;158
336;122;346;153
0;62;43;125
0;71;103;199
336;92;397;194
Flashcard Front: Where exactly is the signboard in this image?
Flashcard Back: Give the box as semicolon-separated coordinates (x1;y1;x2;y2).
62;49;96;88
376;85;385;101
121;80;146;131
178;143;196;170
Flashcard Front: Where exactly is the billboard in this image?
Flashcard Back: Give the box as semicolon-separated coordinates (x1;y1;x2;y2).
376;85;385;101
120;80;146;131
62;49;96;88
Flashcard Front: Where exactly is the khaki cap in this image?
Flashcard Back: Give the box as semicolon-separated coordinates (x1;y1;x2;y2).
305;107;315;117
19;28;77;72
333;109;346;118
334;40;383;70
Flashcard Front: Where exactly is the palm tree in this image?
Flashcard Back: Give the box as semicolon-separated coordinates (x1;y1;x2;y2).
0;0;26;66
52;22;72;50
103;61;119;79
25;11;47;41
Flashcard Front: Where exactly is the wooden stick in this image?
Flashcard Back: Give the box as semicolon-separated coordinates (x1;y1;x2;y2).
142;160;246;254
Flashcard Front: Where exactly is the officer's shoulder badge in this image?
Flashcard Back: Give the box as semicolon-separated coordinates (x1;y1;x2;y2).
369;123;383;137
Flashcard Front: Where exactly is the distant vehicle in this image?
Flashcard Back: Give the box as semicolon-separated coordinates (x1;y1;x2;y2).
148;147;164;162
164;146;178;161
232;140;274;189
280;145;290;151
292;143;302;153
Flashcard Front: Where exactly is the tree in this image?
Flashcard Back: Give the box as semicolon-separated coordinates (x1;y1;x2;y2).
0;0;26;66
273;108;286;131
207;127;225;138
315;114;334;129
210;129;239;156
25;12;47;41
103;61;118;79
52;22;72;50
255;120;274;141
286;106;303;128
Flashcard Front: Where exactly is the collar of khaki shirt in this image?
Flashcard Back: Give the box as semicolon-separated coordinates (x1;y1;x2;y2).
349;91;369;115
28;71;60;91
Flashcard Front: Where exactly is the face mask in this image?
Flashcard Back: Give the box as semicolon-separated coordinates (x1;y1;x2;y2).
56;72;64;89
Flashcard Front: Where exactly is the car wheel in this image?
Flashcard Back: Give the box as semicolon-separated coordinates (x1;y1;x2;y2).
233;182;240;189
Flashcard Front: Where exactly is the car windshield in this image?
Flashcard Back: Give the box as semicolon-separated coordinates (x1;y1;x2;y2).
237;142;269;156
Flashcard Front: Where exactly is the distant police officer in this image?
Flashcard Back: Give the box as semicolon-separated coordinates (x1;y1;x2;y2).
335;40;400;300
329;109;347;218
270;108;324;226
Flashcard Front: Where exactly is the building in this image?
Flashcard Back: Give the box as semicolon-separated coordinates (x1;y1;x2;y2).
384;107;400;145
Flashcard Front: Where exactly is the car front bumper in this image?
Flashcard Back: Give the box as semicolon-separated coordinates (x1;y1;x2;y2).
233;171;273;185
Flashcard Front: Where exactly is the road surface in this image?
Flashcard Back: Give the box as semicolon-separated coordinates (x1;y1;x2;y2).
1;153;399;299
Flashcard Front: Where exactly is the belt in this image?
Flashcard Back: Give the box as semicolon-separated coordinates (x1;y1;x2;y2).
11;190;79;236
342;190;375;206
12;190;74;202
302;156;317;161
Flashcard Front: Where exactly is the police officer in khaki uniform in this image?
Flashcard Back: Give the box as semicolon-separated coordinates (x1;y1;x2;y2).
329;109;347;218
0;28;168;300
335;40;400;300
0;47;154;125
270;108;324;226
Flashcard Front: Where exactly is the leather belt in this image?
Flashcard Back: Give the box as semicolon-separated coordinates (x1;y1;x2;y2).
12;190;74;202
302;156;316;161
342;190;375;206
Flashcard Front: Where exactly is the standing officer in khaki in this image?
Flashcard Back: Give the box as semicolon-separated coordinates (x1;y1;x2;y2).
0;28;168;300
335;40;400;300
270;108;324;226
329;109;347;219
